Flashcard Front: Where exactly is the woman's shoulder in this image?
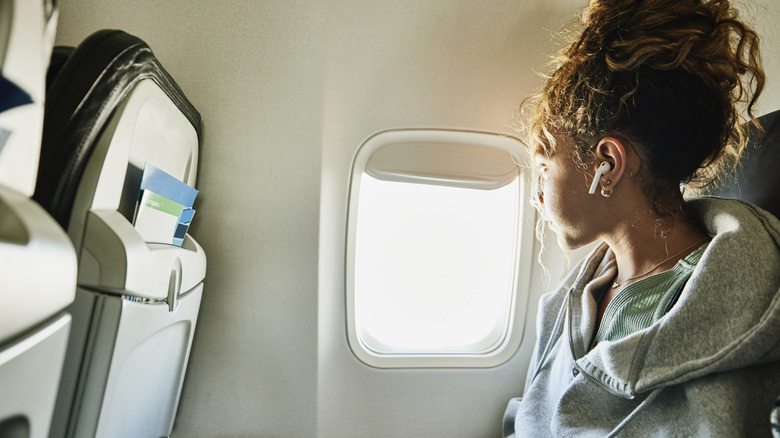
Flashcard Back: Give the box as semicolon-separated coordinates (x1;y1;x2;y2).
689;196;780;233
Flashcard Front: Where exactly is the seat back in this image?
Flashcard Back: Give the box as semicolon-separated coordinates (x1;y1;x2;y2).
705;109;780;218
34;29;201;234
39;29;206;438
0;0;57;196
0;2;77;438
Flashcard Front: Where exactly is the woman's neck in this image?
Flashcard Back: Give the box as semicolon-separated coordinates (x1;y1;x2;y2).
605;210;708;286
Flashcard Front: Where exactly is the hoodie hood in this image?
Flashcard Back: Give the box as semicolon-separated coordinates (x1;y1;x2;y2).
570;197;780;398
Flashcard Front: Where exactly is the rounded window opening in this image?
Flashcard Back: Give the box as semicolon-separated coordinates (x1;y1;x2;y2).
346;129;534;368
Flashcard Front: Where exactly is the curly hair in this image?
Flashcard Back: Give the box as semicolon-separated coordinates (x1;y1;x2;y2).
523;0;765;216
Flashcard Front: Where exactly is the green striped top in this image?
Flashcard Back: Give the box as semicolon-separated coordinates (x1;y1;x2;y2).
592;242;710;346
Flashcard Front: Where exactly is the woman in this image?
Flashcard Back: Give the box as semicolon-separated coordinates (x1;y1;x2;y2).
503;0;780;436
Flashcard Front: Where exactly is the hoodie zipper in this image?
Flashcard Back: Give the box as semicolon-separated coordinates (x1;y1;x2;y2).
567;301;635;399
530;290;570;384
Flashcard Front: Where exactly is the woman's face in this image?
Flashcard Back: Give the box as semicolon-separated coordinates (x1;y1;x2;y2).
534;142;604;250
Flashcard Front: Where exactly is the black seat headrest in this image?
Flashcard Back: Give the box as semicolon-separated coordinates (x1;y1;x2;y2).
705;109;780;219
45;45;74;91
34;29;200;229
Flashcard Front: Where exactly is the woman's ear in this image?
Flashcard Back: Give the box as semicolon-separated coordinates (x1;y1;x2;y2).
594;137;628;186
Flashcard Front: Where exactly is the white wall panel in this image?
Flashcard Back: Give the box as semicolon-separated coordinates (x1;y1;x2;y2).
316;1;582;437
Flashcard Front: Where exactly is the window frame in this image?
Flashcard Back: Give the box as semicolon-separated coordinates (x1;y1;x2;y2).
345;128;535;368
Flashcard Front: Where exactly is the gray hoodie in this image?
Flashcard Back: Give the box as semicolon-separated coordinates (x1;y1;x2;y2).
504;197;780;437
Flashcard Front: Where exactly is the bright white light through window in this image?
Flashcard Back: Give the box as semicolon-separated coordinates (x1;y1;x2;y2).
354;174;520;353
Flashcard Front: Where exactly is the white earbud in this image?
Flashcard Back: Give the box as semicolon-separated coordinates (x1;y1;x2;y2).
588;161;612;194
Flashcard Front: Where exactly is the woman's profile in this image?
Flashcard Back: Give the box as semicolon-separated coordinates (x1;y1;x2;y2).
503;0;780;436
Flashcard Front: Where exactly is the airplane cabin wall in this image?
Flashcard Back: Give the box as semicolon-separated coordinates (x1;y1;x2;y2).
52;1;780;437
317;1;584;437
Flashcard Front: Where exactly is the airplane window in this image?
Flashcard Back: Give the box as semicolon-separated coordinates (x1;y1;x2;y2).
346;129;533;368
355;174;519;352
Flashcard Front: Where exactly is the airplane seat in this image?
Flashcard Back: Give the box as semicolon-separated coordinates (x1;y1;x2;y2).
44;46;73;97
0;1;77;438
705;109;780;219
33;29;206;438
704;110;780;436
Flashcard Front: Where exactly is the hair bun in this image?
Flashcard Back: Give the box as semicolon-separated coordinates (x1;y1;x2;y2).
581;0;761;102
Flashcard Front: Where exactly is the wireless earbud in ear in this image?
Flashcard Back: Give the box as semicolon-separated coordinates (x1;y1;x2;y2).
588;161;612;194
